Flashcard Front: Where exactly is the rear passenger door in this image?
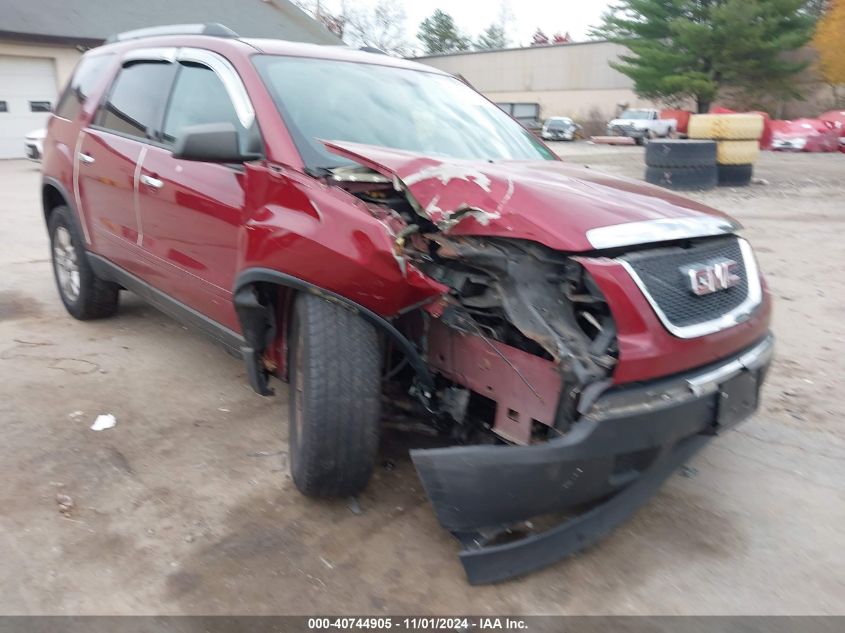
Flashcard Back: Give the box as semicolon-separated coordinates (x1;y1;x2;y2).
77;58;175;274
136;51;257;331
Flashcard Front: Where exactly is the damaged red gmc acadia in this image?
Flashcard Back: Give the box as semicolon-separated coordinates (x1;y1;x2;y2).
41;25;773;584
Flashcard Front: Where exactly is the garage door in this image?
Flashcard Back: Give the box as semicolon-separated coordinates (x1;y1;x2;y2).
0;56;57;159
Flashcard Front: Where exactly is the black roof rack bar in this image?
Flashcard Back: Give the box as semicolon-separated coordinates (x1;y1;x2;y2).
105;23;239;44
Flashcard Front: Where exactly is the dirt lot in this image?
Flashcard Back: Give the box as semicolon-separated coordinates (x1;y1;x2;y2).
1;147;843;615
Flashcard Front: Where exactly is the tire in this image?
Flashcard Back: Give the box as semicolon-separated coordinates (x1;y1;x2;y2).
288;292;381;497
645;165;717;191
688;113;764;140
717;163;753;187
645;139;717;168
48;205;120;320
717;140;760;165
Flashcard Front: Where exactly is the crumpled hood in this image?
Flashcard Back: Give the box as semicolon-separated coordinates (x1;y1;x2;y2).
323;140;737;252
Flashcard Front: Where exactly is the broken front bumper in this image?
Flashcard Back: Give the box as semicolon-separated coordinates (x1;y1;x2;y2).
411;334;774;584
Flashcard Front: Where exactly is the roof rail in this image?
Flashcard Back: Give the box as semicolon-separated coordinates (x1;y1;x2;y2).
105;23;239;44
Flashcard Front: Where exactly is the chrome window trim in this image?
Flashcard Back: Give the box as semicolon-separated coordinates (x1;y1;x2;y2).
123;47;178;63
618;237;762;339
120;47;255;130
586;216;739;250
176;48;255;129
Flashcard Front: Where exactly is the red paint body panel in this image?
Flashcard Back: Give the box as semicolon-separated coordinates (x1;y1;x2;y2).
427;319;562;444
323;141;737;253
239;163;446;316
76;130;145;268
136;146;245;330
576;257;772;384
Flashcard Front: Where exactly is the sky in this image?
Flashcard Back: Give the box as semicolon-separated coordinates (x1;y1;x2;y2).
306;0;613;52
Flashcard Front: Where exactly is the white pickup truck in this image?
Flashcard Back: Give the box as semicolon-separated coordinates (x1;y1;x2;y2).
607;109;676;144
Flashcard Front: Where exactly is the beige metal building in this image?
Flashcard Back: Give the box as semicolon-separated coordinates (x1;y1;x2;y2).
416;41;832;124
415;41;662;125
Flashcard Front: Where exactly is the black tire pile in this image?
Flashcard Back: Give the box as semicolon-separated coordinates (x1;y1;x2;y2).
644;140;718;191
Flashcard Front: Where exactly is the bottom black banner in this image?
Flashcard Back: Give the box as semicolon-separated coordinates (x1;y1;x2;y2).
0;616;841;633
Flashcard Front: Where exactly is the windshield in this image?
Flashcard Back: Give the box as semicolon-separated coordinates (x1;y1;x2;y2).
546;118;573;127
619;110;652;120
253;55;555;169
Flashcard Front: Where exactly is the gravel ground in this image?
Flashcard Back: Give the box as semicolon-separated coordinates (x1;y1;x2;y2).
0;146;843;615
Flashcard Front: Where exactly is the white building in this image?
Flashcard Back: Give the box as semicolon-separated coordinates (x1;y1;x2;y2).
0;0;339;158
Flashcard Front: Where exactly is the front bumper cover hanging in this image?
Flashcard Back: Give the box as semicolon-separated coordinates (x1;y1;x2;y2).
411;335;774;584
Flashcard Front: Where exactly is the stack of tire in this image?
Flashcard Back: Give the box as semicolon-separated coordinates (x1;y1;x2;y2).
644;139;718;190
688;113;764;186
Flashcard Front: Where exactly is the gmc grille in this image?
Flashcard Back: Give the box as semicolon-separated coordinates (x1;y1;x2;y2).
621;236;756;333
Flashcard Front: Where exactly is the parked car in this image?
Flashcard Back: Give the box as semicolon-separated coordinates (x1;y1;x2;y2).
819;110;845;153
41;24;773;584
607;108;676;144
24;128;47;161
770;118;840;152
541;116;580;141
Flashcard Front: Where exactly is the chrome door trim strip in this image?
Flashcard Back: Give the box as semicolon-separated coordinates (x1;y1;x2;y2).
72;130;92;245
133;145;148;247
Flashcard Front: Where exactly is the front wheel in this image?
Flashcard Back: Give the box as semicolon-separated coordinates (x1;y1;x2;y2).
287;293;381;497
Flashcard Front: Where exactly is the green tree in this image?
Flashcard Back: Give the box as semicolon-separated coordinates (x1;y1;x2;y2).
475;23;508;50
592;0;817;113
417;9;470;54
475;24;508;50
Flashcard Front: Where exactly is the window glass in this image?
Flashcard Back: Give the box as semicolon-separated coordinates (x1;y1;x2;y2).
96;61;174;139
55;54;113;120
512;103;539;118
253;56;554;169
30;101;51;113
162;63;243;145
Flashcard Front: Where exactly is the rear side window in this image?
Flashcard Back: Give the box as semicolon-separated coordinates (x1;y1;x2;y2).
162;63;244;145
95;61;175;140
55;54;114;120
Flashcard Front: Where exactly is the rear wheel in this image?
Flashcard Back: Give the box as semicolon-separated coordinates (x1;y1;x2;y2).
288;292;381;497
48;205;120;320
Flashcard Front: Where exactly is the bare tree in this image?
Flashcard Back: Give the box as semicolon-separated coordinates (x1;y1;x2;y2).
343;0;410;55
497;0;514;43
289;0;346;38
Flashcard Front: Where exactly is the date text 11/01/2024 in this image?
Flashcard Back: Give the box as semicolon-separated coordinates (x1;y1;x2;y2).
307;617;528;630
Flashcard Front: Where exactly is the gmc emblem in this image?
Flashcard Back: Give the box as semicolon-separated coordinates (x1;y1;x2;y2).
685;259;741;296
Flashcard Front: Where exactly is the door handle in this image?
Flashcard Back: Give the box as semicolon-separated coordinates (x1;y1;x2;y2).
140;174;164;190
78;152;95;165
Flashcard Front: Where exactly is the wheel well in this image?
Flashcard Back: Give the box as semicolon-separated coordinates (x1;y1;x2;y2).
42;184;67;222
233;280;296;394
233;270;437;406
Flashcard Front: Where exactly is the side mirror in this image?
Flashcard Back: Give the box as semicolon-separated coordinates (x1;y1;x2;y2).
172;123;259;163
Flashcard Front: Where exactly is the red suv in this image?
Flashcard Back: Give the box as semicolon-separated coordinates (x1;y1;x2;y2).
41;24;773;584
